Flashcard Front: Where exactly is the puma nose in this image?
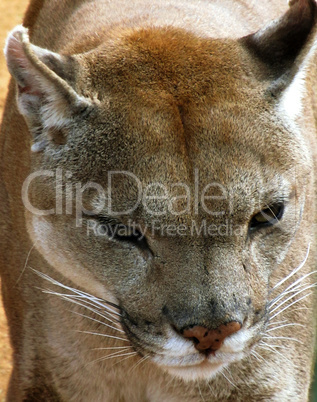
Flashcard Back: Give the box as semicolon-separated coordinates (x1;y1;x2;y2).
182;321;242;353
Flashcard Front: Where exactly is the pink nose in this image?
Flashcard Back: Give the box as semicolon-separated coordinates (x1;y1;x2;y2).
183;321;242;353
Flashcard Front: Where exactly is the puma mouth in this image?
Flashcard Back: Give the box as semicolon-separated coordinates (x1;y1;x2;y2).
147;326;254;380
156;353;243;381
150;338;246;381
163;360;224;381
122;322;254;382
152;348;244;367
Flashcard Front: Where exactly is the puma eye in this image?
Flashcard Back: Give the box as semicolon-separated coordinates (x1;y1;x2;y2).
113;225;152;254
95;217;142;241
94;216;151;253
250;203;284;230
113;225;143;242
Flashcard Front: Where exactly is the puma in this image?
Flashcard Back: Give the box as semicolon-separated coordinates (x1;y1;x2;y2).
1;0;317;400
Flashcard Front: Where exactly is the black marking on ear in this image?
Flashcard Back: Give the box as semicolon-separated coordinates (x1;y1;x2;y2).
241;0;316;69
162;305;169;316
264;74;292;100
47;127;68;145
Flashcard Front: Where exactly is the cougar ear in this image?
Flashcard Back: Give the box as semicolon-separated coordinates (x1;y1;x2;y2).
241;0;316;74
4;25;91;152
241;0;317;121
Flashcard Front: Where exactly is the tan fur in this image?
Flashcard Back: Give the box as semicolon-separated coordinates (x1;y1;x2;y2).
1;0;317;400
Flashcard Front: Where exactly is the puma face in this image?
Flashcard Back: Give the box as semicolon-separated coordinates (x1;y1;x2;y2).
4;0;316;385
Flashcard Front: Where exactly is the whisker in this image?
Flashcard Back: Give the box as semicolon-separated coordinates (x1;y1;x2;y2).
258;344;273;352
15;242;37;286
104;351;137;362
267;320;287;327
165;375;177;390
31;268;121;316
70;310;124;333
48;289;120;318
40;285;121;317
60;293;120;322
269;281;312;307
220;368;236;388
266;205;278;220
274;270;317;301
269;284;316;314
263;335;303;345
266;323;305;332
76;330;129;342
197;382;206;401
269;292;312;321
206;381;217;398
251;350;264;362
87;349;136;366
92;346;133;351
258;342;295;366
260;342;286;349
271;244;310;291
55;293;121;318
223;367;236;383
88;348;132;364
112;353;139;367
42;290;121;325
129;354;150;373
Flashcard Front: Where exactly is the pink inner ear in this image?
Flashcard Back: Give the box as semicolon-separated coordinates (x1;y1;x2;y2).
6;33;30;69
5;28;47;95
6;32;46;96
18;85;42;96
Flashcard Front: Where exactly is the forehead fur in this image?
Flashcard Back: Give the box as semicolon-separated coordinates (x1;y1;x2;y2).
75;28;258;153
46;26;310;194
81;26;250;101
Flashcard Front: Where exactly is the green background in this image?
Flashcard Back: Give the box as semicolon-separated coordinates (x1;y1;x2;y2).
312;362;317;401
